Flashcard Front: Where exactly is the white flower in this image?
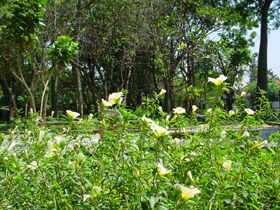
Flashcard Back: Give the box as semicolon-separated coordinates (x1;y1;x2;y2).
83;194;91;202
150;123;169;138
252;140;268;149
77;152;85;162
179;185;200;202
27;161;38;170
141;116;154;125
66;110;80;119
157;163;171;176
101;99;112;108
208;75;227;86
190;151;198;156
90;134;101;144
228;110;235;117
108;92;123;105
54;135;65;145
88;113;93;120
45;141;58;158
92;186;102;198
8;141;18;152
158;106;165;115
51;111;54;118
187;171;193;182
220;130;227;139
241;91;246;97
242;131;250;138
157;89;166;98
244;108;255;115
171;138;184;147
38;130;45;143
207;108;213;114
192;105;198;113
222;160;232;171
166;114;171;121
173;107;186;114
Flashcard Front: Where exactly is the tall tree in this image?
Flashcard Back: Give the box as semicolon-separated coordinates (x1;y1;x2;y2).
257;0;273;98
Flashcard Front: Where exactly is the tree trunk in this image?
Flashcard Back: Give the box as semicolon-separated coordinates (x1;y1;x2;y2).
73;0;84;117
40;78;49;127
0;74;18;119
51;76;58;118
257;0;273;101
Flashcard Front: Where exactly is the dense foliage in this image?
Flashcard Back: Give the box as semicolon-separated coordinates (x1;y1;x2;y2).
1;0;279;120
0;83;279;209
0;1;279;207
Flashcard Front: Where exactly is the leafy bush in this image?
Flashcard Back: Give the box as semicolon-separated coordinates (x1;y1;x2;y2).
0;84;279;209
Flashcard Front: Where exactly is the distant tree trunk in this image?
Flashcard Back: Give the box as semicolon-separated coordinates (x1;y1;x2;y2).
164;78;172;112
0;74;18;119
164;38;175;112
257;0;272;101
225;89;234;111
51;76;58;118
73;0;84;117
185;50;196;112
40;77;49;127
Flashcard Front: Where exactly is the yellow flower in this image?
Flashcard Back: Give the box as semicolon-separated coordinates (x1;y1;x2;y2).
222;160;232;171
208;75;227;86
244;108;255;115
150;123;169;138
101;99;113;108
157;163;171;176
179;185;200;202
173;107;186;114
108;92;123;105
157;89;166;98
66;110;80;119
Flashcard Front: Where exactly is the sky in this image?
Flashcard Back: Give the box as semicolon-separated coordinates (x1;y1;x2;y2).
252;29;280;77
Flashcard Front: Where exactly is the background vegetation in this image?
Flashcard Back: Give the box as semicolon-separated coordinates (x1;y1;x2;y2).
0;1;280;208
0;0;280;121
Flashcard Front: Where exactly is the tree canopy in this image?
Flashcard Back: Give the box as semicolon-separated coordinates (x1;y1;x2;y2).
0;0;279;120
